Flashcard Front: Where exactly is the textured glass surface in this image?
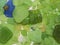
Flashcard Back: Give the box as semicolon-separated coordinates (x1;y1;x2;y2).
0;0;60;45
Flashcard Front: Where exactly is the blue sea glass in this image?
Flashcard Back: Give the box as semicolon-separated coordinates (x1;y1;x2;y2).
3;0;15;17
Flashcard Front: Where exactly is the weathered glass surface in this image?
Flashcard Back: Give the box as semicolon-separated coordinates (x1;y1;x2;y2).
0;0;60;45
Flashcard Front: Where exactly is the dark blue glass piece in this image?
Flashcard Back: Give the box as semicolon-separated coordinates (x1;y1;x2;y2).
3;0;15;17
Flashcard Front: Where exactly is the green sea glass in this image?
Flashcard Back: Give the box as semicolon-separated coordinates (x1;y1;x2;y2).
0;26;13;44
